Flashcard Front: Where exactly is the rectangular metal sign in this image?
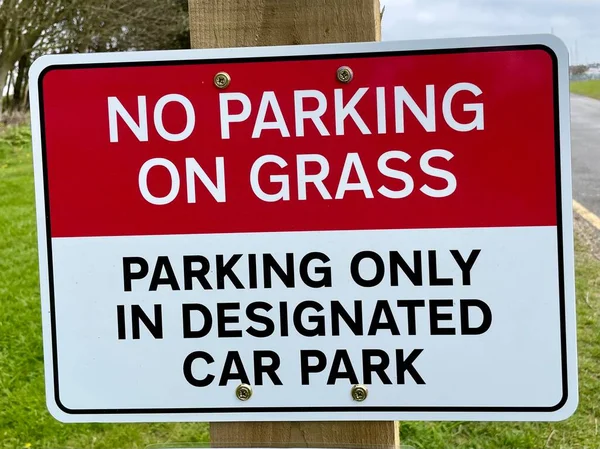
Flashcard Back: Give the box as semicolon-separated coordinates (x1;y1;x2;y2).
30;34;577;423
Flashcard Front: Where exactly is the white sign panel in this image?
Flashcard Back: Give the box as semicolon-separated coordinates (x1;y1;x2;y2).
30;34;577;422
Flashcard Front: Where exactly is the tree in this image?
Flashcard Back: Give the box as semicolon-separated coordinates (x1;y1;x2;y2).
1;0;77;115
0;0;189;116
56;0;189;53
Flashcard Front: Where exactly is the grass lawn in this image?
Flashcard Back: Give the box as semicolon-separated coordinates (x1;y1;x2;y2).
571;79;600;100
1;125;600;448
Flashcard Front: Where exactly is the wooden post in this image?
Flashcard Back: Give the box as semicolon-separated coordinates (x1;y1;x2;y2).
188;0;381;48
186;1;397;448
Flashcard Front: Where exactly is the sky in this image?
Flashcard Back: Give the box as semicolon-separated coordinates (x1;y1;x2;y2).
380;0;600;64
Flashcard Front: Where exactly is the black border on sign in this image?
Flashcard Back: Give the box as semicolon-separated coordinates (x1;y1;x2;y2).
38;44;568;416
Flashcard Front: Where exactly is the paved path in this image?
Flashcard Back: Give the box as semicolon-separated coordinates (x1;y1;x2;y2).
571;94;600;217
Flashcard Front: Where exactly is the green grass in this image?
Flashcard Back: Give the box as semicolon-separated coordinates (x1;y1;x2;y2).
0;126;209;448
571;79;600;100
1;125;600;448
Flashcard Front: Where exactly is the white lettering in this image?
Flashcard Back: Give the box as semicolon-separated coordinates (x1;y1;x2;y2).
395;85;436;133
420;149;456;198
252;91;290;138
443;82;484;132
154;94;196;142
139;158;180;205
294;90;330;137
377;150;414;199
250;155;290;202
220;93;252;139
108;96;148;143
297;154;332;200
376;87;387;134
185;157;226;203
334;88;371;135
335;153;373;199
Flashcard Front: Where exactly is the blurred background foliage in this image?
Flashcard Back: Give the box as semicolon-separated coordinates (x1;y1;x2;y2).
0;0;190;118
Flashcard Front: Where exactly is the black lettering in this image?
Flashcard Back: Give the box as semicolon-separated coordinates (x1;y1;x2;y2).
183;255;212;290
293;301;325;337
331;300;363;336
182;303;212;338
450;249;481;286
246;302;275;338
390;251;423;286
300;350;327;385
396;349;425;384
217;303;242;338
300;252;332;288
428;250;452;286
253;351;283;385
216;254;244;289
248;254;258;289
368;300;400;335
263;253;295;288
327;350;359;385
396;300;425;335
131;304;163;339
116;305;126;339
280;302;289;337
219;351;250;386
460;299;492;335
123;256;148;291
149;256;180;291
429;299;456;335
351;251;385;287
363;349;392;384
183;351;215;387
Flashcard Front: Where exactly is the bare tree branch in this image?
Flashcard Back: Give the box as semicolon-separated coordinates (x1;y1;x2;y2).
0;0;189;116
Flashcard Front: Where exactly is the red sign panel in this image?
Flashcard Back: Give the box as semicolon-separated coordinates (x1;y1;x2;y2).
40;47;557;238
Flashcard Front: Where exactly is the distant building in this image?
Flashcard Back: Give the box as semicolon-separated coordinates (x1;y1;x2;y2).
587;67;600;76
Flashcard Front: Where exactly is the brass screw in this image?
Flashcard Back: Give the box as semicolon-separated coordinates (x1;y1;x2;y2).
235;383;253;401
214;71;231;89
351;384;368;402
336;66;353;83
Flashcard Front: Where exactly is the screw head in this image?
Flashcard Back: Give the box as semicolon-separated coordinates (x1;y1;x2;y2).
235;383;253;401
214;71;231;89
351;384;368;402
336;66;353;83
